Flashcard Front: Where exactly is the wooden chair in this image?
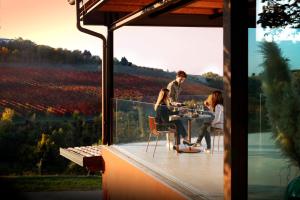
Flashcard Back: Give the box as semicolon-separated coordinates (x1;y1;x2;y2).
211;127;223;154
146;116;175;157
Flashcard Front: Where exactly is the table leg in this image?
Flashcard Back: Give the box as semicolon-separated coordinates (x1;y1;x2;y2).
188;119;191;142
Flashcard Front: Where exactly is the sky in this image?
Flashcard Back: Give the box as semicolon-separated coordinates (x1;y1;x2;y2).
248;28;300;76
0;0;223;76
248;1;300;76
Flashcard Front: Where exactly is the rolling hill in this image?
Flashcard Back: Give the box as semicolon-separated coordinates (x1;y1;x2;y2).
0;65;217;116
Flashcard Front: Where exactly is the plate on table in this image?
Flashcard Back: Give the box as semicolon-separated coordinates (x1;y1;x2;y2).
169;115;180;121
200;114;213;118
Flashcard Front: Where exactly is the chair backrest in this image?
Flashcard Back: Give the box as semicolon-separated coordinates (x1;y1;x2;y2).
211;104;224;130
148;116;159;136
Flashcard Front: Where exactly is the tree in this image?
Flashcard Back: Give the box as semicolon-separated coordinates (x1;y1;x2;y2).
1;108;14;122
292;71;300;96
83;50;92;60
201;72;222;80
257;0;300;28
120;56;129;65
37;133;54;175
201;72;223;89
0;47;9;62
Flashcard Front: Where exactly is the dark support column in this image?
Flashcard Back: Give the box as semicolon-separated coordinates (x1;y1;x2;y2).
102;28;114;145
102;42;107;144
107;29;114;145
223;0;248;199
105;30;114;145
101;40;107;145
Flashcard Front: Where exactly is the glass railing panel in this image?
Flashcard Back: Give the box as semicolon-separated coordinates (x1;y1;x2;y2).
113;96;214;146
113;99;156;144
248;1;300;195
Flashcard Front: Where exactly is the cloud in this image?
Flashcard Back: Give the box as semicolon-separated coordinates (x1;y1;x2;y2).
256;28;300;43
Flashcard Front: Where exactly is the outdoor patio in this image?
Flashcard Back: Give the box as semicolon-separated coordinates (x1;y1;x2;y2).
114;137;224;200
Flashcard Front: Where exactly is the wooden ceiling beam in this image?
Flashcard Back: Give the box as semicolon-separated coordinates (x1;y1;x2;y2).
109;0;195;31
100;4;143;12
98;0;223;14
186;1;223;9
171;7;218;15
103;0;154;3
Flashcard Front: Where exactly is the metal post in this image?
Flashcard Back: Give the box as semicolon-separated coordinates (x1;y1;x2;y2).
259;93;262;145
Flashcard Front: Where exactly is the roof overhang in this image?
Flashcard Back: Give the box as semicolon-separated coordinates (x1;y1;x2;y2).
79;0;224;28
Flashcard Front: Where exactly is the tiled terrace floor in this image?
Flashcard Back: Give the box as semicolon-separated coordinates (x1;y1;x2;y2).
115;137;224;200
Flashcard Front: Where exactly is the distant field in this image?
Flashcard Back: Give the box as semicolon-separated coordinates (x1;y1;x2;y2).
0;66;100;116
0;66;215;117
0;175;102;192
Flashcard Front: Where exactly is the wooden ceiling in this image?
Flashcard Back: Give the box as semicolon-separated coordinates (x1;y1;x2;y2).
97;0;223;15
79;0;255;27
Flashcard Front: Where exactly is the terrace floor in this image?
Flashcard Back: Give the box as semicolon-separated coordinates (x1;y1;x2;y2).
114;137;224;200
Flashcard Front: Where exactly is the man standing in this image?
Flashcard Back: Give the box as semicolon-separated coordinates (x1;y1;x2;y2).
167;70;187;105
167;70;188;146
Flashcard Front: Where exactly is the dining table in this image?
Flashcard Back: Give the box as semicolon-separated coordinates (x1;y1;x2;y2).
169;109;214;153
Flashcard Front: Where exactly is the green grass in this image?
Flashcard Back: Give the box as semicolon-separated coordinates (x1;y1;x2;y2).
0;175;102;192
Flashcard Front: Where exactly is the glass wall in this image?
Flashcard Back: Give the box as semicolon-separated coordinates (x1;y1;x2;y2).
248;1;300;198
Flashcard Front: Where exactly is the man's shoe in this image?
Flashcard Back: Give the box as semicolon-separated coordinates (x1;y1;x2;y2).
183;140;194;146
192;143;201;147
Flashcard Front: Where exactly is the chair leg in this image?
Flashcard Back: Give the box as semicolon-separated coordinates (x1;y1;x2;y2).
218;131;220;152
212;134;215;155
153;136;159;158
167;133;171;151
146;133;151;152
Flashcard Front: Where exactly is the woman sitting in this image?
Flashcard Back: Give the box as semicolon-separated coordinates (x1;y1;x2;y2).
194;90;224;153
154;88;188;150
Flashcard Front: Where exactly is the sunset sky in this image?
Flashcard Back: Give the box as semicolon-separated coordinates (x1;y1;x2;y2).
0;0;223;76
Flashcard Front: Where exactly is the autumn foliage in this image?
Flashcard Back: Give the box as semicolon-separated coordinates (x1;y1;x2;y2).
0;66;215;117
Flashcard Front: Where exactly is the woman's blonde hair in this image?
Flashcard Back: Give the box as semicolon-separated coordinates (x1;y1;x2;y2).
154;88;170;111
204;94;213;109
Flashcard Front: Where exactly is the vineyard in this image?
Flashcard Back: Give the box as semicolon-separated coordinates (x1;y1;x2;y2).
0;66;100;116
0;66;215;117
